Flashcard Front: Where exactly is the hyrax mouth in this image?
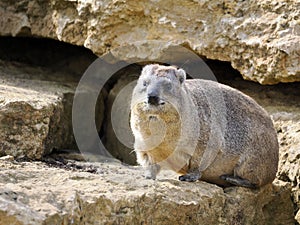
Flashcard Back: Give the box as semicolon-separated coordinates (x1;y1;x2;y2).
134;100;172;115
148;115;158;120
133;101;180;123
144;101;166;113
147;91;166;106
146;98;165;106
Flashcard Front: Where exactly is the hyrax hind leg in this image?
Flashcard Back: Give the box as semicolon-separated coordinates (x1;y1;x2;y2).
220;174;257;188
220;156;264;188
179;168;202;182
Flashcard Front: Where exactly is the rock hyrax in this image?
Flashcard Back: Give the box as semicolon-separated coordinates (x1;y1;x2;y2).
130;64;279;188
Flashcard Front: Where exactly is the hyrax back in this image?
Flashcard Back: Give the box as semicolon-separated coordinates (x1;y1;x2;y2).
130;64;279;188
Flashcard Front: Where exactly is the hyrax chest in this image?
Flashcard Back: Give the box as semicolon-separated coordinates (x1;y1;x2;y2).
132;102;182;163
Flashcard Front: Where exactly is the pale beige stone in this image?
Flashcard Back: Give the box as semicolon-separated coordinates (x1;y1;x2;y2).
225;79;300;224
0;0;299;84
0;160;295;225
0;60;77;159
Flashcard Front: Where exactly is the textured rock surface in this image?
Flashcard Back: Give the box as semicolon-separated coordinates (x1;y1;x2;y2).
0;59;105;159
0;37;105;160
0;60;75;159
102;65;139;165
0;0;299;84
276;119;300;224
0;159;296;225
223;78;300;224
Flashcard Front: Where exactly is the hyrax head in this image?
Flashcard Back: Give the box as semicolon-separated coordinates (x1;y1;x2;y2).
132;64;186;109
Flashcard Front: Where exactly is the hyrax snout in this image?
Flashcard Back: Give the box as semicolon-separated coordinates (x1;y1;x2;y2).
147;88;161;106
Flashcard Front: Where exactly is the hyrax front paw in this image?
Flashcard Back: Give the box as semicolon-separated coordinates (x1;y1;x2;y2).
179;172;201;182
145;169;156;180
144;164;160;180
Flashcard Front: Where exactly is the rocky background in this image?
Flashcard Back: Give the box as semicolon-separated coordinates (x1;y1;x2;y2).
0;0;299;224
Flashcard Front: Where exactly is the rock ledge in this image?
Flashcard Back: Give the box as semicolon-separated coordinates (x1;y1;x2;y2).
0;159;295;225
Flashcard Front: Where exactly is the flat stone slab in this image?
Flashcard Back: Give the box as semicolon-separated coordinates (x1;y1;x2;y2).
0;159;295;225
0;60;78;159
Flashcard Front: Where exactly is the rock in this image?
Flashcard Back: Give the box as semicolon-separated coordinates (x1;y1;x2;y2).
0;155;14;161
275;119;300;224
222;79;300;224
0;160;296;225
296;211;300;224
0;60;75;159
102;65;140;165
0;0;299;84
0;59;103;159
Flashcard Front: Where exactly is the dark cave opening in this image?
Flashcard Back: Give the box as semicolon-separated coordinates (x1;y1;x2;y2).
0;36;97;79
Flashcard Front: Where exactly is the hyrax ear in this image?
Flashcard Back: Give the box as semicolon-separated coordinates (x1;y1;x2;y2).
141;64;159;76
176;68;186;84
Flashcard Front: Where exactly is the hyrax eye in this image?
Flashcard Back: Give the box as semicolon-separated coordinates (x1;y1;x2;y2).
143;80;149;87
179;77;184;84
165;82;172;90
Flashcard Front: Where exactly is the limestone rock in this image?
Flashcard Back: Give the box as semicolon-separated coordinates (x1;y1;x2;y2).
0;0;299;84
102;65;140;165
0;59;102;159
276;119;300;224
224;79;300;224
0;160;296;225
0;60;75;159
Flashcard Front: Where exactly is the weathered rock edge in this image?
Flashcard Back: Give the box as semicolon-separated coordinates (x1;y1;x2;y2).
0;160;296;225
0;60;78;159
0;0;299;84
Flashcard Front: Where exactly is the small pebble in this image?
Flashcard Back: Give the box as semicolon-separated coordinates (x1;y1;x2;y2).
0;155;14;161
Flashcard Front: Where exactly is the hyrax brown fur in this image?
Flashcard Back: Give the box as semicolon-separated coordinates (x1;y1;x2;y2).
130;64;279;188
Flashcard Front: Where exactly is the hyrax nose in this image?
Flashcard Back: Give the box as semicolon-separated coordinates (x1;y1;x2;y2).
147;91;159;106
148;95;159;105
